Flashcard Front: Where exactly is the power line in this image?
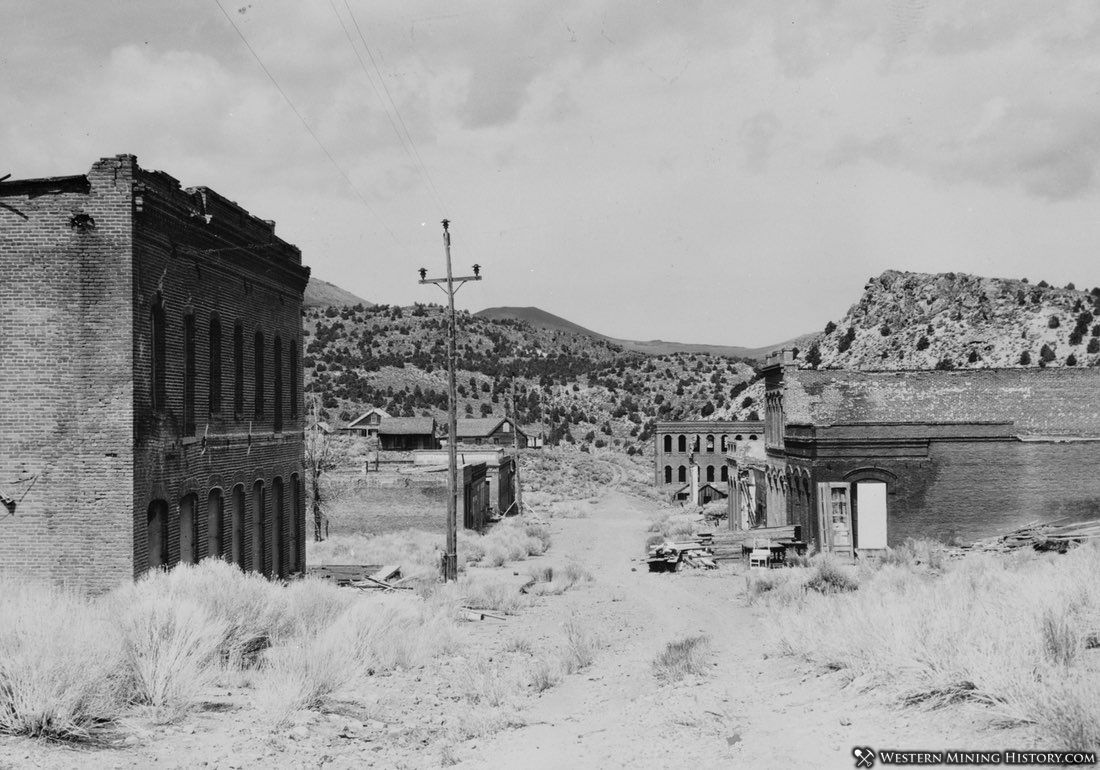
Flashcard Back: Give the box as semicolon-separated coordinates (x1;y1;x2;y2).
212;0;409;254
333;0;448;215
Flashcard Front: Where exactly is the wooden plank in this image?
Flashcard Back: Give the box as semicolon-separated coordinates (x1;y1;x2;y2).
369;565;402;583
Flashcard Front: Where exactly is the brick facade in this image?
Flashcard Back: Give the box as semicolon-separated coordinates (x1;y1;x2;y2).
727;352;1100;551
654;420;763;487
0;155;309;592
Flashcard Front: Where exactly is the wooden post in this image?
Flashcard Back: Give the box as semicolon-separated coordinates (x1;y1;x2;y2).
442;220;458;582
511;377;523;515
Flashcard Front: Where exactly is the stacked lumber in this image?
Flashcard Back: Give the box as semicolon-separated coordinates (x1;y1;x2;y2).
975;519;1100;553
647;540;718;572
307;564;409;590
707;525;797;560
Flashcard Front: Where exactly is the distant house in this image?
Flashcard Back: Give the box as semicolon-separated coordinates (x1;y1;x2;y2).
376;417;439;451
306;420;333;435
453;417;528;448
672;481;728;505
522;424;547;449
342;407;391;437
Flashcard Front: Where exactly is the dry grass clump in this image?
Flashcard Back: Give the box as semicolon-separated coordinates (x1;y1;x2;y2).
804;558;859;594
308;529;445;580
644;511;702;553
460;574;530;614
0;581;126;741
767;542;1100;749
561;619;600;674
465;519;551;568
525;561;595;597
528;658;562;692
881;538;947;571
652;635;712;683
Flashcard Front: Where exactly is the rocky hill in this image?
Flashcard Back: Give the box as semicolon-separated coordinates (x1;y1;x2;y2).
475;306;806;360
801;270;1100;370
304;277;373;309
303;302;760;454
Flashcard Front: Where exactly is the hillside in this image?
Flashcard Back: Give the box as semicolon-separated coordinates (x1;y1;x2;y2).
801;270;1100;370
304;277;373;309
303;303;761;454
475;305;800;360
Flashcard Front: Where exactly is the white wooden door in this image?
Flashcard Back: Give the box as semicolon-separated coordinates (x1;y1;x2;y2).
816;482;853;555
855;482;888;550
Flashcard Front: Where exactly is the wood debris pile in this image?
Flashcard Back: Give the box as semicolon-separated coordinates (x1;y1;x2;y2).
974;519;1100;553
647;539;718;572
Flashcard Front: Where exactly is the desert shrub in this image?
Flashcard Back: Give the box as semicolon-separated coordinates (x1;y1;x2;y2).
769;543;1100;745
824;321;837;334
529;658;561;692
804;343;821;368
805;559;859;594
652;635;712;683
1019;350;1032;365
934;357;955;371
1048;315;1061;329
0;581;127;741
1089;338;1100;354
881;538;945;571
837;327;856;353
1067;354;1078;366
115;593;228;720
1040;344;1057;363
916;335;930;351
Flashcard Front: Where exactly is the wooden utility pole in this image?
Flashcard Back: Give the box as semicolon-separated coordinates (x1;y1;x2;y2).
418;220;481;582
510;377;523;515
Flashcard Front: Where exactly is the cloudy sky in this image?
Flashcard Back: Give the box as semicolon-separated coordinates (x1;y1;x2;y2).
5;1;1100;346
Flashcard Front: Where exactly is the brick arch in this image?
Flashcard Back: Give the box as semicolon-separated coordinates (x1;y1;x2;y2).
842;467;897;483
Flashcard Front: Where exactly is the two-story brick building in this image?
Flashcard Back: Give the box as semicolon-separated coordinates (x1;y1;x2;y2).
727;351;1100;554
0;155;310;591
654;420;763;487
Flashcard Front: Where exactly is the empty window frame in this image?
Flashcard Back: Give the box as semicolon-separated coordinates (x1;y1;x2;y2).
209;315;222;415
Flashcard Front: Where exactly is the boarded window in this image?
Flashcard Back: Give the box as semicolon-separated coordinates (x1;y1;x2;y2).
230;485;245;566
209;316;222;415
179;493;197;564
183;314;196;436
254;330;265;417
207;489;224;559
273;336;283;433
147;499;168;570
233;322;244;415
272;477;284;578
252;481;266;575
151;302;166;411
289;341;299;418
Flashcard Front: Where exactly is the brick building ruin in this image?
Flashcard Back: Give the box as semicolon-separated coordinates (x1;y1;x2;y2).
727;350;1100;554
0;155;310;591
654;420;764;488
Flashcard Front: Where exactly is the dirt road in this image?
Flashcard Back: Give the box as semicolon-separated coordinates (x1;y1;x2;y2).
456;488;1005;769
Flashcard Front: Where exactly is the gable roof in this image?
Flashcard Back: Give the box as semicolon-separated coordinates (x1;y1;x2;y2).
377;417;436;435
346;407;391;429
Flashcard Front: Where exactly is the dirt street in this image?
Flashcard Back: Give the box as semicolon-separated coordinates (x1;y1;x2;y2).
1;478;1013;770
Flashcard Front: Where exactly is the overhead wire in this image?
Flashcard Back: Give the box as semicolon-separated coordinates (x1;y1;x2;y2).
211;0;409;255
340;0;448;216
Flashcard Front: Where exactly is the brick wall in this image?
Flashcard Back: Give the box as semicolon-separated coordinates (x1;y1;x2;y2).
0;158;136;592
653;421;763;485
0;155;309;590
130;158;309;579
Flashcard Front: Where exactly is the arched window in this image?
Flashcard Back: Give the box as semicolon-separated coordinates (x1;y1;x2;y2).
251;480;266;575
706;465;715;482
663;435;672;453
230;485;245;567
678;465;687;483
288;473;301;574
749;434;758;441
207;489;224;559
664;465;672;484
677;435;686;452
272;477;284;578
151;301;166;411
706;434;715;453
183;313;196;436
720;465;729;482
720;435;728;453
253;330;265;417
735;434;742;441
179;493;197;564
147;499;168;570
273;336;283;433
692;435;700;452
209;315;222;415
233;322;244;415
289;341;299;419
